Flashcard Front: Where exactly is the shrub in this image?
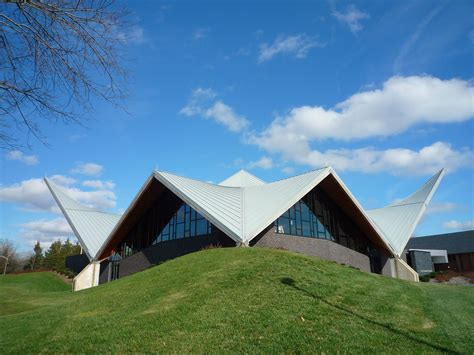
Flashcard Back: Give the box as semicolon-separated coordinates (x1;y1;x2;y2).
419;275;431;282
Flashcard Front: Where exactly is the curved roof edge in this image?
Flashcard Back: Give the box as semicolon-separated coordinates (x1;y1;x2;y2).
44;178;121;260
366;169;445;256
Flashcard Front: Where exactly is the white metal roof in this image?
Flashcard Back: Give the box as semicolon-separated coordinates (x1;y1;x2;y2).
366;169;445;257
44;178;121;260
243;168;331;242
46;167;444;260
219;169;266;187
154;171;243;243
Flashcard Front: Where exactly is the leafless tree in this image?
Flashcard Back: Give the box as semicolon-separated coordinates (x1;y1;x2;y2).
0;238;20;273
0;0;129;149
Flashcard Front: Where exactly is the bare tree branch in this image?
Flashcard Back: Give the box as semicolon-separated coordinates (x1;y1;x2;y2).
0;0;129;149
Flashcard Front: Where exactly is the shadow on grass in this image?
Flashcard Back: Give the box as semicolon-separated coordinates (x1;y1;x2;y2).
280;277;456;354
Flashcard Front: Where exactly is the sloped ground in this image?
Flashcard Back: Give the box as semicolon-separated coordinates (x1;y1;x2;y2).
1;248;473;353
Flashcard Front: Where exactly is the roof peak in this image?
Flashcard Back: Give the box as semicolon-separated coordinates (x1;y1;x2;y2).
219;170;266;187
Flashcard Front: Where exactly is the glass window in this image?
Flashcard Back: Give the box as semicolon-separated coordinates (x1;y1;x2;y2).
176;206;185;223
196;219;208;236
274;187;370;254
302;221;312;237
176;223;185;239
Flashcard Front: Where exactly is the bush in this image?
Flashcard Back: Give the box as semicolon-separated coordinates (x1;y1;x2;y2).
419;275;431;282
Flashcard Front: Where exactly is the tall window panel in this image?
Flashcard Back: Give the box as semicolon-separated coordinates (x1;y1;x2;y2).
275;187;370;255
117;201;212;259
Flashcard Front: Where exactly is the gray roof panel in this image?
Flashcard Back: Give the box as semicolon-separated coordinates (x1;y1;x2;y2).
366;169;445;256
44;178;121;260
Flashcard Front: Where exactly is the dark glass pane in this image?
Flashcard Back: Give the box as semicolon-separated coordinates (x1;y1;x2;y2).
301;202;311;221
196;219;208;236
185;217;191;232
176;223;185;239
176;205;185;223
277;217;290;234
169;224;174;240
289;219;296;234
302;221;312;237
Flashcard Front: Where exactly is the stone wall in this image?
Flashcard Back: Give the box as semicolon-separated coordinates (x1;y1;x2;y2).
252;227;371;273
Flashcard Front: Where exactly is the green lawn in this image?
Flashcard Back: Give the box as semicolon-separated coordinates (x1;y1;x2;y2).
1;248;473;353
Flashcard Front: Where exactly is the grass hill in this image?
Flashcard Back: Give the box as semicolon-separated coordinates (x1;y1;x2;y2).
1;248;473;353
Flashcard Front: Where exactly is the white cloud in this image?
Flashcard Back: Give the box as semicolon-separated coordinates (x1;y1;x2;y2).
443;220;474;231
254;76;474;143
248;75;474;175
267;141;472;176
180;89;249;133
71;162;104;177
393;6;442;73
5;150;39;165
82;180;115;190
333;4;370;34
426;202;458;215
50;175;76;186
117;26;145;44
282;166;295;175
19;217;75;250
247;156;273;170
179;88;216;116
21;218;73;237
0;176;116;213
193;27;209;40
204;101;249;133
258;34;323;63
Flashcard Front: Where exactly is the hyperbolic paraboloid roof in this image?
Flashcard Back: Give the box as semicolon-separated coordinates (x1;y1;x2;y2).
46;167;444;260
44;178;121;260
366;169;445;256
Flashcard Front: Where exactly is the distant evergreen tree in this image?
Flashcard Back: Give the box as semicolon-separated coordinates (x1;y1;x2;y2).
43;239;82;275
32;241;44;270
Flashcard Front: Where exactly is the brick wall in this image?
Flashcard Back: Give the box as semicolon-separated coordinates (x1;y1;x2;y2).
252;227;371;273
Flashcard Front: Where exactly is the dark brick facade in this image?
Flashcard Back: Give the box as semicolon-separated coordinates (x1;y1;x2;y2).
99;229;235;284
251;226;372;272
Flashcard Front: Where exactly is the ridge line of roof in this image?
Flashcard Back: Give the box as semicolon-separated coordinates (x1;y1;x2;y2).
156;167;330;187
367;201;425;210
258;166;330;186
155;169;242;189
60;207;121;216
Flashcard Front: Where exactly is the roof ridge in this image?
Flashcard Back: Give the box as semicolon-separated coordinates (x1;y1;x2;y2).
263;166;330;185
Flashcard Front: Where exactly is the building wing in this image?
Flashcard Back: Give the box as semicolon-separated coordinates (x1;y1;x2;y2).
44;178;121;260
243;168;331;243
154;171;244;243
366;169;445;257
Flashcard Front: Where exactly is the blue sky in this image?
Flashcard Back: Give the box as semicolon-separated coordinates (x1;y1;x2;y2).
1;0;473;253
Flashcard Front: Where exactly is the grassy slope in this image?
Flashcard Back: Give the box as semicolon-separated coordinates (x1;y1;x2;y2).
0;248;473;353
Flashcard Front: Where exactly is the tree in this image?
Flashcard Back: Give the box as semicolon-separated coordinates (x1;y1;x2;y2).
25;241;44;270
0;0;129;149
0;238;20;273
43;238;81;273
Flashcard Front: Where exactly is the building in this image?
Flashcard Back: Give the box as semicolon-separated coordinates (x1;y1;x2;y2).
45;167;445;291
406;231;474;274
